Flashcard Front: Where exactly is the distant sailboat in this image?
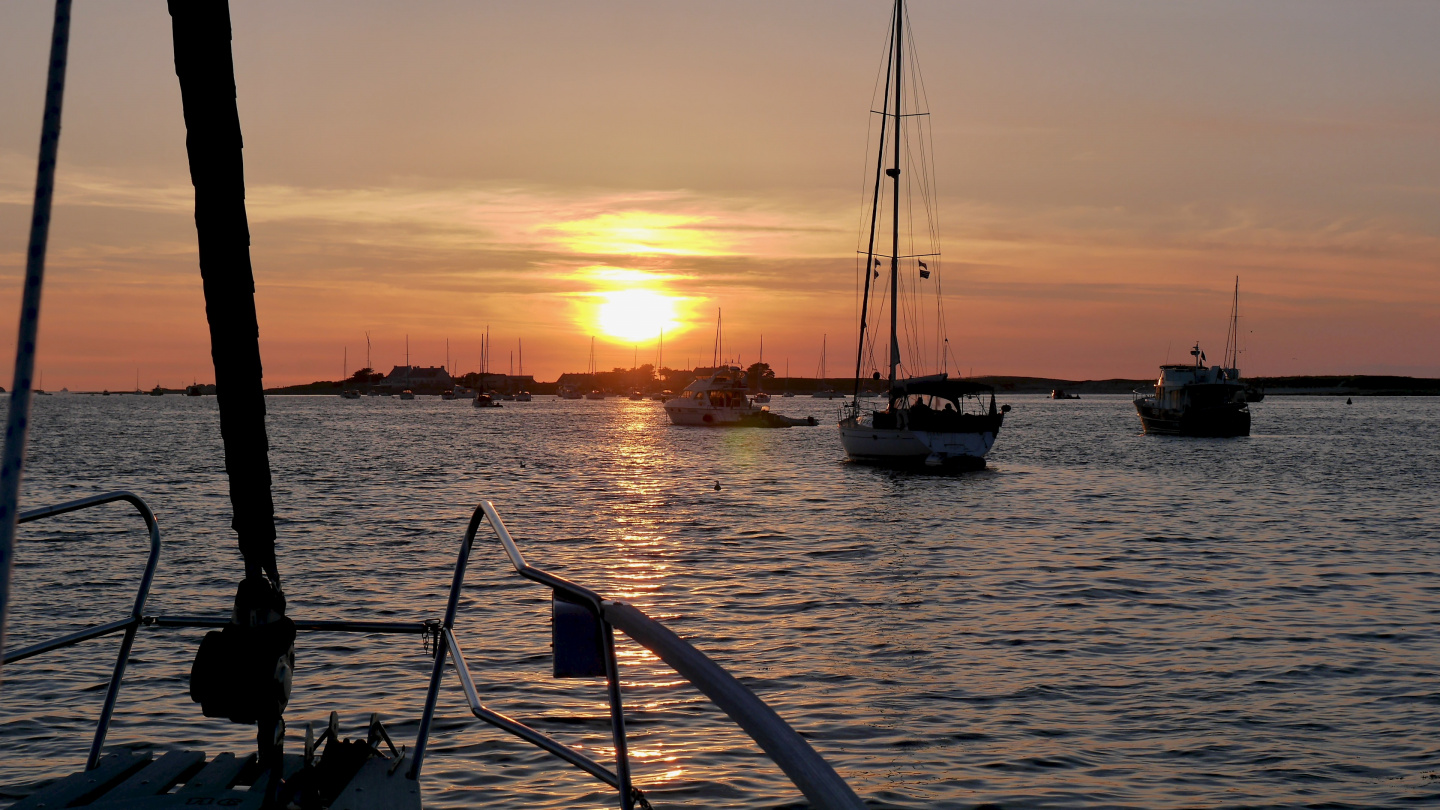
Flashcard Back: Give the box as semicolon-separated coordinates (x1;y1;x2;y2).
811;335;838;398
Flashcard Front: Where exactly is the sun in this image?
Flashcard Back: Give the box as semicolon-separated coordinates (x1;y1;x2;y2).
596;289;682;343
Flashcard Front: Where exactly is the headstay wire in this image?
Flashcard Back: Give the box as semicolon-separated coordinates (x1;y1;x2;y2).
0;0;73;677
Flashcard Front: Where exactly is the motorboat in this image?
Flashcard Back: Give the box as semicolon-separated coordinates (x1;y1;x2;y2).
585;390;606;400
473;392;502;408
340;389;361;399
663;367;814;427
753;392;771;404
1050;389;1080;400
1133;343;1249;436
627;390;644;401
515;391;533;401
399;389;415;400
1133;279;1254;437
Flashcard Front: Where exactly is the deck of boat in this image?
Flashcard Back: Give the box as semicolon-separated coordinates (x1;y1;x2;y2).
14;748;420;809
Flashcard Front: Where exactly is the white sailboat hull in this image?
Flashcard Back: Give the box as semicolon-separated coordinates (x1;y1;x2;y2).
838;419;996;468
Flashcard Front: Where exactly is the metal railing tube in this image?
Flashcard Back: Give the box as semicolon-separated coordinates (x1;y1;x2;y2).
145;616;431;635
476;501;635;808
443;629;625;791
602;600;866;810
407;503;485;780
0;617;133;665
600;621;635;810
15;491;162;771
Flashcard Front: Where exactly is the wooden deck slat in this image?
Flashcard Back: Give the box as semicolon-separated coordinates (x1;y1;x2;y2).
11;751;151;809
176;751;252;793
98;750;205;802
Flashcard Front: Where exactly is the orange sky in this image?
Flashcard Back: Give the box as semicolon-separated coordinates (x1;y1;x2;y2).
2;1;1437;389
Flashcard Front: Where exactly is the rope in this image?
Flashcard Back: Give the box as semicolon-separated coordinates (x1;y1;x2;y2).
0;0;72;678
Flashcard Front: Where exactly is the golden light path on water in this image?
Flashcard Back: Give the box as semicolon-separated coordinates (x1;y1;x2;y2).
602;413;688;784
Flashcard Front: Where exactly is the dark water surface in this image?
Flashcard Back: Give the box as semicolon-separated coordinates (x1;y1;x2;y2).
2;394;1438;808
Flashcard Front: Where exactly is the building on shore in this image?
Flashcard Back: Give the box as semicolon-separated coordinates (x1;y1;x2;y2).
383;365;452;394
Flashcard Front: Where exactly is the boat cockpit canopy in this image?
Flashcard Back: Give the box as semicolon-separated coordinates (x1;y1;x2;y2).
889;373;993;402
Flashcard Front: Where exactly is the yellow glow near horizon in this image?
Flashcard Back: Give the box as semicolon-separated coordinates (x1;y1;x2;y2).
549;212;722;256
596;288;682;343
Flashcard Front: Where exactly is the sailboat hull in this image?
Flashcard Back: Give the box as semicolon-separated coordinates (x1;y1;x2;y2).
839;417;999;469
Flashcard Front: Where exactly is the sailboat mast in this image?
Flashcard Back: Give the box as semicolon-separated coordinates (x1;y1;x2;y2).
518;338;523;377
887;0;904;393
1226;276;1240;371
853;4;897;400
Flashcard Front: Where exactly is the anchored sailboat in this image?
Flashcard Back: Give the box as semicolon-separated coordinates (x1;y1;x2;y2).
837;0;1007;469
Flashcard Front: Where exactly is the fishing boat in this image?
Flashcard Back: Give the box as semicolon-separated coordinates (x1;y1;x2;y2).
837;0;1007;469
1133;278;1254;437
148;385;165;397
186;383;204;397
1133;344;1249;436
0;5;863;809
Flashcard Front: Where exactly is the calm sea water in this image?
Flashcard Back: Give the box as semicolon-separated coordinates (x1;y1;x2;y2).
1;393;1438;808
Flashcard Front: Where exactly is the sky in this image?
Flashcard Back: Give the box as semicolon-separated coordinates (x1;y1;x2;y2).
1;0;1437;389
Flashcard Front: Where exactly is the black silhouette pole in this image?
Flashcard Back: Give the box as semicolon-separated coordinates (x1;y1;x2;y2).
168;0;279;588
0;0;72;678
169;3;289;799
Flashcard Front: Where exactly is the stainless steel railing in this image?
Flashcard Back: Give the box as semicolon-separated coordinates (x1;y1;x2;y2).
410;500;865;810
7;493;863;809
4;491;161;770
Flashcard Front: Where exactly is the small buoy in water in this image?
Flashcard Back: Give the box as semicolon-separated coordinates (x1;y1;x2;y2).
714;481;721;491
1346;397;1353;405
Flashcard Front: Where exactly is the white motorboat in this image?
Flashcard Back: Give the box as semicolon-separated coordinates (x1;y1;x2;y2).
663;366;759;426
515;391;533;401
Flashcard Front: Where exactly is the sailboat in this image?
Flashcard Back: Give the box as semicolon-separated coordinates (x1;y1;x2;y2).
514;339;532;400
752;336;771;404
584;337;606;399
811;335;839;398
837;0;1007;469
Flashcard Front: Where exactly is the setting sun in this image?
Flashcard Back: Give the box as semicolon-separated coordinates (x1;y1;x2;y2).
595;288;683;344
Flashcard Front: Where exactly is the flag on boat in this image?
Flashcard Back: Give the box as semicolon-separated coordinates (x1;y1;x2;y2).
873;257;881;278
918;260;930;279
